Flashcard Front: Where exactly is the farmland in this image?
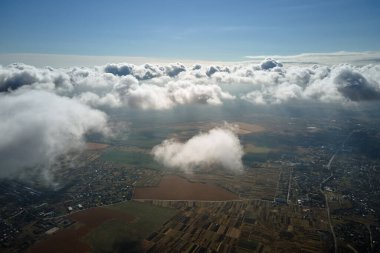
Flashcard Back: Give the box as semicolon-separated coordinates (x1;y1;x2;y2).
85;201;177;253
100;149;160;169
134;175;239;201
29;201;177;253
29;207;135;253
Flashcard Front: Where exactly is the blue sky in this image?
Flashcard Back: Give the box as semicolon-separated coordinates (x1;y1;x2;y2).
0;0;379;61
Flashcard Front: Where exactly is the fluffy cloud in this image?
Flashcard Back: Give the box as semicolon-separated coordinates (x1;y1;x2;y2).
334;69;380;101
242;64;380;104
164;63;186;77
1;60;380;110
206;65;230;77
152;126;244;172
0;90;108;182
0;63;236;110
74;76;234;110
260;58;283;70
103;62;186;79
0;63;72;93
104;63;134;76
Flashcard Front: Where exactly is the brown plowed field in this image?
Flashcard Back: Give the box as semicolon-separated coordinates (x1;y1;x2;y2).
29;207;135;253
134;175;239;201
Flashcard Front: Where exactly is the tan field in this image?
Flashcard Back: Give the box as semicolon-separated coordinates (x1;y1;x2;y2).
134;175;239;201
86;142;109;150
233;122;266;135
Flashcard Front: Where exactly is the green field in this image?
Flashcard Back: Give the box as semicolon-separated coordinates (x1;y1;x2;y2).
85;201;178;253
244;144;272;154
100;150;161;169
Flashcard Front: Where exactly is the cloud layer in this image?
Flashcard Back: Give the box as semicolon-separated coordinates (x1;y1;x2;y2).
239;63;380;104
245;51;380;65
1;59;379;110
152;127;244;172
0;90;108;182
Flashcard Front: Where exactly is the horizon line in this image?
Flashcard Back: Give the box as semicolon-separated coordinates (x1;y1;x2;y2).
1;51;380;68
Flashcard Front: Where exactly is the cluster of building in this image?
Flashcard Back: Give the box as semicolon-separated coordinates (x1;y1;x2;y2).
0;148;161;252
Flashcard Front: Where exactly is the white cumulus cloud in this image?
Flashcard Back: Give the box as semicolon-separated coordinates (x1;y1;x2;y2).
242;64;380;104
152;126;244;173
0;90;108;183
